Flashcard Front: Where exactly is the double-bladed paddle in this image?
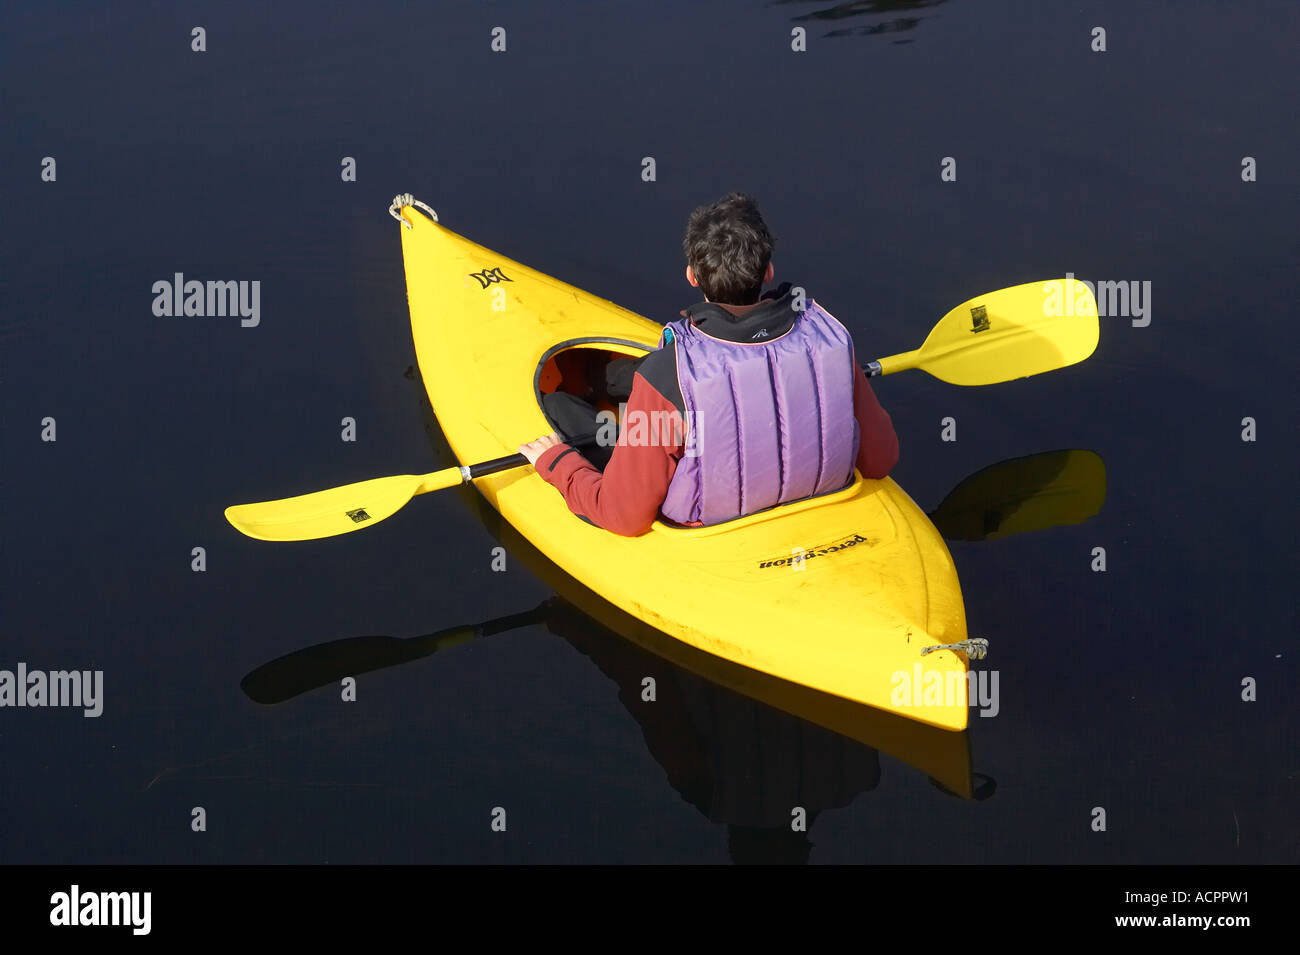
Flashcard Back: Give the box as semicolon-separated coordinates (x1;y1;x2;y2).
224;280;1099;542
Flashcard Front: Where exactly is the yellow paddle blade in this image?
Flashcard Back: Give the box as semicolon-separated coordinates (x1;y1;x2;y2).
879;279;1099;385
225;468;462;542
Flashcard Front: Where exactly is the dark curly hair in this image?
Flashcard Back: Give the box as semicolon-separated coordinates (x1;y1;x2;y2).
681;192;775;305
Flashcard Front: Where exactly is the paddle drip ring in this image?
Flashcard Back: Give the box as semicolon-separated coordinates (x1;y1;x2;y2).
389;194;439;229
920;638;989;660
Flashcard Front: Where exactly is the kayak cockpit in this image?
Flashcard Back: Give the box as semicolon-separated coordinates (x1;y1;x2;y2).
534;339;652;442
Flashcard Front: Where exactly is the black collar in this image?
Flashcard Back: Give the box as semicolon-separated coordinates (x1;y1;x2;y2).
681;282;799;344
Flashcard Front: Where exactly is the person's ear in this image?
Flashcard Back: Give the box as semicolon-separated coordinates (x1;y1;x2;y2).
686;265;699;287
764;261;775;284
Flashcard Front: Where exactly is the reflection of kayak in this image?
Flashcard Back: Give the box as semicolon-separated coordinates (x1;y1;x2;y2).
544;593;886;839
397;200;971;730
457;479;976;798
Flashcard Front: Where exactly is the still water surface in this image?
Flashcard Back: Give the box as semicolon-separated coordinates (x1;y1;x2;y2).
2;0;1297;862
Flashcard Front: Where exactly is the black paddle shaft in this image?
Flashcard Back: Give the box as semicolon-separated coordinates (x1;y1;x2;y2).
465;432;600;480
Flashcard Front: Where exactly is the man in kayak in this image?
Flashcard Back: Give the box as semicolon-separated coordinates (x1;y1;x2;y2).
520;192;899;536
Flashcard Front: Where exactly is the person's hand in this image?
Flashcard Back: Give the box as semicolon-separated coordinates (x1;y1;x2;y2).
519;433;564;467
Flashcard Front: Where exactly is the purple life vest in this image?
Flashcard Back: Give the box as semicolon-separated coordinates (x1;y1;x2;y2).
660;302;859;526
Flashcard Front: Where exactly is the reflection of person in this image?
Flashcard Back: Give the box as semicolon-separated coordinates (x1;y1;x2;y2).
519;192;899;536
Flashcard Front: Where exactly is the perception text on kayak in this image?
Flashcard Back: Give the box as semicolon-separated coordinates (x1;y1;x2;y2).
152;273;260;327
50;886;150;935
0;664;103;717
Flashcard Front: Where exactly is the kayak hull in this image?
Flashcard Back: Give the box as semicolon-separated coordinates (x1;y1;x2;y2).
398;205;971;730
456;486;975;796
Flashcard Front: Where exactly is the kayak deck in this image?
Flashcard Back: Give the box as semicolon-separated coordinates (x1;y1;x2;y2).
398;203;971;730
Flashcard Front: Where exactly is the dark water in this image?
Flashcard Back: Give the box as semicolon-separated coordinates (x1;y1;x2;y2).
3;0;1297;864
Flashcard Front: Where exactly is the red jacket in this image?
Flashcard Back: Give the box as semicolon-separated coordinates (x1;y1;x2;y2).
537;292;900;536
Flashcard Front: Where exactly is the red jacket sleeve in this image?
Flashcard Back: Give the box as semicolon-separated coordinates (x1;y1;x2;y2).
534;373;682;536
852;362;900;478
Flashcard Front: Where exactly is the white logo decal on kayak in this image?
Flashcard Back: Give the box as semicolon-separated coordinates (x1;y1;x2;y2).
758;533;874;568
469;267;511;289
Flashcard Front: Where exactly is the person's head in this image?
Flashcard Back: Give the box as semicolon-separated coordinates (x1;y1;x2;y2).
682;192;775;305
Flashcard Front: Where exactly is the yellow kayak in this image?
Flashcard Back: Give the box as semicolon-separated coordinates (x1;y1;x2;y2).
396;199;973;730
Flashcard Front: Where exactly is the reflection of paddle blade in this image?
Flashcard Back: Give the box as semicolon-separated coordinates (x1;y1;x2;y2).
929;449;1106;542
240;628;479;704
239;604;545;705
